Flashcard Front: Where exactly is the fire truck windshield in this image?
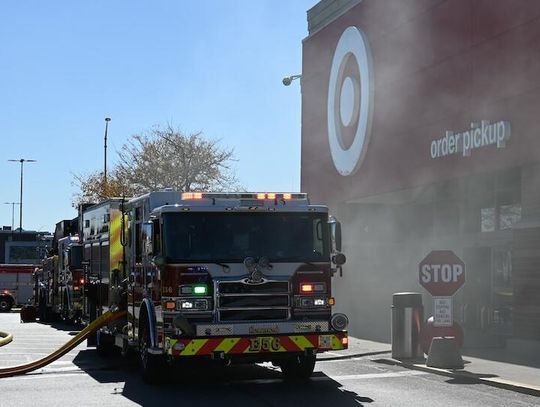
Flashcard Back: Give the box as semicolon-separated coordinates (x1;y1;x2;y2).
162;212;329;263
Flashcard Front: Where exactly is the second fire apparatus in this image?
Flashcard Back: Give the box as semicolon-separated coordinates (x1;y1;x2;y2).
36;219;85;322
82;191;349;382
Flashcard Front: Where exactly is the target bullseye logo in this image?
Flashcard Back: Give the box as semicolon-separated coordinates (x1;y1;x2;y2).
327;26;373;176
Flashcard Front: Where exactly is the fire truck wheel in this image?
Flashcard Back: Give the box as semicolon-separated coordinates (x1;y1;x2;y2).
37;293;48;321
62;295;70;322
280;354;316;381
139;316;164;384
0;297;13;313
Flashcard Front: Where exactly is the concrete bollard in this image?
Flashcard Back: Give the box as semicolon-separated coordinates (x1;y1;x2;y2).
426;336;464;369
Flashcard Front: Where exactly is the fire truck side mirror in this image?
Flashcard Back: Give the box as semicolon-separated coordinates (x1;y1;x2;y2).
332;252;346;266
329;218;342;252
142;221;153;256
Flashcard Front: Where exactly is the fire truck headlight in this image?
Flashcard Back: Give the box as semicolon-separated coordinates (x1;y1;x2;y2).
300;297;313;307
180;300;194;309
297;296;327;308
331;313;349;331
313;298;326;306
194;299;208;310
178;298;209;311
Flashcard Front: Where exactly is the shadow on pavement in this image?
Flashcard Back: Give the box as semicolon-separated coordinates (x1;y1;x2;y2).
36;319;84;334
445;377;481;385
72;349;375;406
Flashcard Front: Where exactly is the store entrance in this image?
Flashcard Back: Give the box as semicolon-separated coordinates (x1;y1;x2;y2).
460;246;513;336
462;247;492;330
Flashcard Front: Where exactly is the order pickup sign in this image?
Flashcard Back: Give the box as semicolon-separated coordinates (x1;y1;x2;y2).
419;250;465;296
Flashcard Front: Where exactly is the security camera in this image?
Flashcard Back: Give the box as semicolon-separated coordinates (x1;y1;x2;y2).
282;74;301;86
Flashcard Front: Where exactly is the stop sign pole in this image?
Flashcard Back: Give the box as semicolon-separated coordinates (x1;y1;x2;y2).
419;250;465;327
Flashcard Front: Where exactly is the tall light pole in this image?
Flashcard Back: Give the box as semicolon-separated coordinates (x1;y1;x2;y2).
103;117;111;195
8;158;36;231
3;202;20;231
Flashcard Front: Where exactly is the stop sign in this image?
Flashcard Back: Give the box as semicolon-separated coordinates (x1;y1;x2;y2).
419;250;465;296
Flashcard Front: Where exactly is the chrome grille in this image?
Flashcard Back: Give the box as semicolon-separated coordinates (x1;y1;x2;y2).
216;279;290;322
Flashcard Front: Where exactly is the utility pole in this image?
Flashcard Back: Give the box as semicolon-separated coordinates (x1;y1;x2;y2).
3;202;20;231
8;158;36;231
104;117;111;196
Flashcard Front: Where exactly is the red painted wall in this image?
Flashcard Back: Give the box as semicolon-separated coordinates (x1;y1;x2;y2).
301;0;540;204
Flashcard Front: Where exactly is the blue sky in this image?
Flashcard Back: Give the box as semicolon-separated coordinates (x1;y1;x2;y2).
0;0;316;232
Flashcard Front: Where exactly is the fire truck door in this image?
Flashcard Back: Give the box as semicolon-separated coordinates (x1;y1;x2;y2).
129;220;144;339
142;222;158;301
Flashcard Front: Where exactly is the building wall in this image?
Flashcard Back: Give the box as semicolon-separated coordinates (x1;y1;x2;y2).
301;0;540;341
0;231;52;264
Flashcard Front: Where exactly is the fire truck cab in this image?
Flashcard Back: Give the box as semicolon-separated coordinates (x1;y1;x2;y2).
84;191;348;383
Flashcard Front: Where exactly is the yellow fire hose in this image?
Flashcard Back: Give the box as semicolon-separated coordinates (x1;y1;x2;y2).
0;309;127;378
0;331;13;347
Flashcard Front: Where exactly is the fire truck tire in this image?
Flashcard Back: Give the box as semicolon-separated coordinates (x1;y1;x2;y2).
0;296;13;313
280;354;316;381
62;294;69;322
37;293;47;321
139;314;164;384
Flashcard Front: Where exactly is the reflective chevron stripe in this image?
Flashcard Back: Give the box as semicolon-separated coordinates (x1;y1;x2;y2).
165;333;348;357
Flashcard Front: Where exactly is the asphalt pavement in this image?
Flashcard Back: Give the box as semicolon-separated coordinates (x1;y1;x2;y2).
308;325;540;397
335;336;540;397
1;310;539;402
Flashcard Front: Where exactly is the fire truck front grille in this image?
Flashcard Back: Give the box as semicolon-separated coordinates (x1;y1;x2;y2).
219;295;289;308
217;280;290;322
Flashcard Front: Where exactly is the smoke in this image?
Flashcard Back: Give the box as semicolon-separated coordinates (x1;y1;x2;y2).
303;1;540;346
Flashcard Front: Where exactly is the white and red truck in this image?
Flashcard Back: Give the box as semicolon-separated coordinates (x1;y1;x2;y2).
81;191;349;383
0;264;35;312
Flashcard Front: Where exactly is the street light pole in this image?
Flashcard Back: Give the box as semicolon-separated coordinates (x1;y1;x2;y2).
3;202;20;231
104;117;111;195
8;158;36;231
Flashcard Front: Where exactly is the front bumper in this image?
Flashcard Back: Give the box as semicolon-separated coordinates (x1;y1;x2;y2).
164;331;348;357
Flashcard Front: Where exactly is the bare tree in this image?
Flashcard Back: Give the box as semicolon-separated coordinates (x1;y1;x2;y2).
72;125;242;206
71;170;135;206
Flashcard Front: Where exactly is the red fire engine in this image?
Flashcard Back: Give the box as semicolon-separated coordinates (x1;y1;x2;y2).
82;191;348;383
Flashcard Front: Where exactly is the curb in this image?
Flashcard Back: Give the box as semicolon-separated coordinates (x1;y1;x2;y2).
318;349;391;361
0;331;13;347
379;358;540;397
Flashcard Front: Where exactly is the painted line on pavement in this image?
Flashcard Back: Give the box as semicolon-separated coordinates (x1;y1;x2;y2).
230;370;427;385
2;372;88;381
2;367;427;384
325;370;427;381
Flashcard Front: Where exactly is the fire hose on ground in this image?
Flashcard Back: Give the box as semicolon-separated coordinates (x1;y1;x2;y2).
0;331;13;347
0;309;127;378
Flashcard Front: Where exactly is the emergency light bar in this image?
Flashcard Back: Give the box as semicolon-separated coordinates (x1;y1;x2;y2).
181;192;306;201
182;192;203;200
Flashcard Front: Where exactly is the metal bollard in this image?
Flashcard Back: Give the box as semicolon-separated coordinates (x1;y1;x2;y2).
391;292;424;359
